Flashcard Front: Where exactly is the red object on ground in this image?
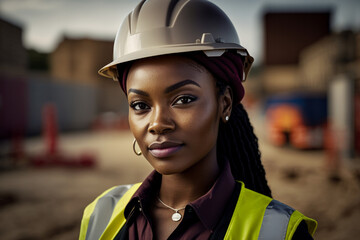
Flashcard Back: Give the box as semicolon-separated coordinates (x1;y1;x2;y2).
30;103;96;168
43;104;58;156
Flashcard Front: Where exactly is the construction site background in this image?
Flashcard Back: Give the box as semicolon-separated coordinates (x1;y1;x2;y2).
1;6;360;240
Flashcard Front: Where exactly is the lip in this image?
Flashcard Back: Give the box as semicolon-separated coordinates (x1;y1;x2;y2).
148;141;184;158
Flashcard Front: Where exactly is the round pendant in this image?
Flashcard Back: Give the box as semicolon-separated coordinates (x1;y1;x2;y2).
172;212;182;222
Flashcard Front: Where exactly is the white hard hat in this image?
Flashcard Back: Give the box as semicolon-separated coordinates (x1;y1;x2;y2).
99;0;254;80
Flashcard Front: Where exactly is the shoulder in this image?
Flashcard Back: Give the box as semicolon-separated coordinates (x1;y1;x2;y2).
97;184;136;200
84;183;142;214
227;182;317;239
259;199;317;239
84;184;137;211
79;183;141;240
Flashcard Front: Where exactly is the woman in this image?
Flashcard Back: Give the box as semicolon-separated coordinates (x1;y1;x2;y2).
80;0;317;239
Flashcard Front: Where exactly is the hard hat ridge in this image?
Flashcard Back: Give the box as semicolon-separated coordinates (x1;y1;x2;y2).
131;0;187;30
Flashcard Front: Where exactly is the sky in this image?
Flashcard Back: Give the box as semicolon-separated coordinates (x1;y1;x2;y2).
0;0;359;64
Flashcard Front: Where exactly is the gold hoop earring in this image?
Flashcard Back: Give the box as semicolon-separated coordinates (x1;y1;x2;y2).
133;139;142;156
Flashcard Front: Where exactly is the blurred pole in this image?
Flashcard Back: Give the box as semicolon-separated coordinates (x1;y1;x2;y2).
328;74;355;171
42;103;58;157
30;102;96;168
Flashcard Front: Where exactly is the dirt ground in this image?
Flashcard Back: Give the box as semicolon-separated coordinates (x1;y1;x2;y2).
0;126;359;239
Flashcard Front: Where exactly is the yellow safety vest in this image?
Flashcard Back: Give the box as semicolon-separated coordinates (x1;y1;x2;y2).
79;182;317;240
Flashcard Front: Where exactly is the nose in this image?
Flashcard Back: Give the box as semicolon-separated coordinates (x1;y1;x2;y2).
148;106;175;135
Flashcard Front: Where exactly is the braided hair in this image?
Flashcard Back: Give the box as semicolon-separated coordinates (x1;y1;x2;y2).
217;102;272;197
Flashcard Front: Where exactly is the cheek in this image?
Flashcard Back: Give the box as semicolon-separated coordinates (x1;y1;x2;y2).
128;113;147;143
177;99;220;141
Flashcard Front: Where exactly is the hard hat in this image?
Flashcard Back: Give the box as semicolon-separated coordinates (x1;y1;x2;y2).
99;0;254;81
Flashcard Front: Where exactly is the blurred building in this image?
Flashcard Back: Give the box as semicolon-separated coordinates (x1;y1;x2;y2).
300;31;359;92
51;37;111;85
262;11;331;94
51;37;128;114
299;31;360;160
0;17;27;139
261;8;359;160
0;17;27;76
1;19;126;139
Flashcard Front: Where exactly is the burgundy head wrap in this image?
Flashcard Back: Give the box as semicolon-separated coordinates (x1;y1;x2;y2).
117;51;245;103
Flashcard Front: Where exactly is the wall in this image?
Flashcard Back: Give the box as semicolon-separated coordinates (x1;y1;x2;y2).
0;18;27;75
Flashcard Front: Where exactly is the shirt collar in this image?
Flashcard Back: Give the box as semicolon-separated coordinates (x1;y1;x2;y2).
124;160;236;231
124;170;160;219
188;160;235;230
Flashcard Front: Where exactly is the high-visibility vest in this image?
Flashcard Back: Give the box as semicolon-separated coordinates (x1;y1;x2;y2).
79;182;317;240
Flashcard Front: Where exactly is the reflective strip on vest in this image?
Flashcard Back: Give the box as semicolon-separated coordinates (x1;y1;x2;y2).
85;184;133;240
258;200;295;240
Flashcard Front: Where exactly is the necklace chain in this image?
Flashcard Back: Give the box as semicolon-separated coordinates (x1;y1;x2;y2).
157;197;186;212
157;196;187;222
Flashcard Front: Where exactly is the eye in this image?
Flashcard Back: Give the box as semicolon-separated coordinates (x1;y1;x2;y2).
173;95;197;105
130;101;150;111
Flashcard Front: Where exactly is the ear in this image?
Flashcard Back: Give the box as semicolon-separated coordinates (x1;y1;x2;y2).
219;86;233;123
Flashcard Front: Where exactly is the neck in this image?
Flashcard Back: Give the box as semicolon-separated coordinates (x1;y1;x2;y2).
158;149;220;208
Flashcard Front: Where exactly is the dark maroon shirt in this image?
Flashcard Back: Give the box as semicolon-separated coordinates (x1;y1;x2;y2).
124;162;236;240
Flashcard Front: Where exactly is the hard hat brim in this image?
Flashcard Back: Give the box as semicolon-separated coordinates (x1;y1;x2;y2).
98;43;250;80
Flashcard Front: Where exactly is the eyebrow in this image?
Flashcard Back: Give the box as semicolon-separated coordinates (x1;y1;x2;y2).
164;79;201;93
128;88;149;97
128;79;201;96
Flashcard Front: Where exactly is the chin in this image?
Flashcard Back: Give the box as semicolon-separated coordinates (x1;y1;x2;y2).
151;162;189;176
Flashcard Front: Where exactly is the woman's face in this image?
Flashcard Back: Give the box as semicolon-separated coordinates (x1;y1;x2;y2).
126;55;230;175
